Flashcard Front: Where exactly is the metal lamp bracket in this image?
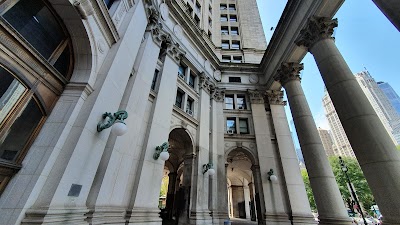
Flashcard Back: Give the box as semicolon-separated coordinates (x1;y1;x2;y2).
97;110;128;132
154;142;169;160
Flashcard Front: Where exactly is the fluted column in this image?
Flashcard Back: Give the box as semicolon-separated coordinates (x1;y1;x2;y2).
296;16;400;225
266;90;315;225
274;62;351;225
166;172;178;219
372;0;400;31
251;165;266;225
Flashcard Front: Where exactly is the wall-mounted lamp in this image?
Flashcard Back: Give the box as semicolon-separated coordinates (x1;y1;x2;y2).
203;163;215;175
267;169;277;182
154;142;170;161
97;110;128;136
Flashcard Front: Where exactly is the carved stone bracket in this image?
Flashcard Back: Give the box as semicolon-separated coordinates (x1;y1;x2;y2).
266;90;287;106
274;62;304;86
295;16;338;49
199;73;216;95
212;88;225;102
73;0;94;19
166;41;186;64
144;0;159;24
247;90;265;104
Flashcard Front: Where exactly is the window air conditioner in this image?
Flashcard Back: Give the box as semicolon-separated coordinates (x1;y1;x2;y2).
227;130;234;134
238;106;244;110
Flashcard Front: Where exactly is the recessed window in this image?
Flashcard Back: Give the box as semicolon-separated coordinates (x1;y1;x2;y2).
151;69;159;91
232;56;242;63
175;89;184;108
178;64;187;79
237;95;247;109
229;77;241;83
195;1;201;14
186;98;194;116
209;18;212;27
208;31;212;39
221;26;229;35
231;41;240;49
209;5;212;14
189;74;196;88
187;3;193;15
221;14;228;22
222;55;231;62
227;117;236;133
230;15;237;22
239;118;249;134
228;4;236;10
103;0;115;9
220;4;227;10
194;15;200;26
231;27;239;35
225;94;235;109
222;40;230;49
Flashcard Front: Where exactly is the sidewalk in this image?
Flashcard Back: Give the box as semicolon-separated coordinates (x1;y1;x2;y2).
230;218;258;225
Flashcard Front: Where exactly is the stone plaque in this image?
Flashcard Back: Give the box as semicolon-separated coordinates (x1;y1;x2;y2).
213;70;221;82
68;184;82;197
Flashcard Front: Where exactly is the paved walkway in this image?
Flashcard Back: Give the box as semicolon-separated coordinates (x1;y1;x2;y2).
230;218;257;225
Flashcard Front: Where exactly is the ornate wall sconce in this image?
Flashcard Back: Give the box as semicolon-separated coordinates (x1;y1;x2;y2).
97;110;128;136
154;142;170;161
267;169;278;182
203;163;215;175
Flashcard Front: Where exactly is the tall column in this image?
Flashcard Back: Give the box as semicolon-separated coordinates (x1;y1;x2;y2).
243;180;251;220
166;172;178;219
266;90;315;224
177;154;195;225
372;0;400;31
274;62;351;225
248;182;256;221
251;165;266;225
296;16;400;225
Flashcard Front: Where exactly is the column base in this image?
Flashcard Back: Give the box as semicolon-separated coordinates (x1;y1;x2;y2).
22;207;89;225
125;207;162;225
211;211;229;225
86;207;127;224
188;210;213;225
318;216;353;225
291;213;318;225
265;213;291;225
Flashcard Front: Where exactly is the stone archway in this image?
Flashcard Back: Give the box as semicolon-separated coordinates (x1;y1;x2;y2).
161;128;194;225
226;148;265;225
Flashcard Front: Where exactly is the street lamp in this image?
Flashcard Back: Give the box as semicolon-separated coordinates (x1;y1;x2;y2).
339;156;367;225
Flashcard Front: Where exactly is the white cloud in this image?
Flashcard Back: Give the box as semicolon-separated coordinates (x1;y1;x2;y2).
315;109;330;130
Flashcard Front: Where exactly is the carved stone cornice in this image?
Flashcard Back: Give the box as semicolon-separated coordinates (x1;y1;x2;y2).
199;73;216;95
144;0;160;24
266;90;287;106
148;22;168;47
166;41;186;64
212;88;225;102
247;90;265;104
295;16;338;49
274;62;304;86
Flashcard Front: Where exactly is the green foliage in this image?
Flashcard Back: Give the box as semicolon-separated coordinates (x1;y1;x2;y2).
159;176;169;197
396;145;400;151
300;168;317;211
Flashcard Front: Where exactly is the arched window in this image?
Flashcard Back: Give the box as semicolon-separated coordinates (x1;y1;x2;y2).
0;0;73;194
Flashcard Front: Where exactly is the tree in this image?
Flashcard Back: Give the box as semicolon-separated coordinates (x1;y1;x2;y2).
159;175;169;197
329;156;374;211
397;145;400;151
300;168;317;211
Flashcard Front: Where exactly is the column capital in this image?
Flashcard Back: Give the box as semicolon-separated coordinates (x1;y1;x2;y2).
266;90;287;106
274;62;303;86
250;165;260;171
295;16;338;49
199;73;216;95
247;89;265;104
212;88;225;102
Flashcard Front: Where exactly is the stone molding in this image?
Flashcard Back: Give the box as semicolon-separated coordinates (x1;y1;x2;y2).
266;90;287;106
73;0;95;19
274;62;304;86
247;90;265;104
212;88;225;102
295;16;338;49
199;73;216;95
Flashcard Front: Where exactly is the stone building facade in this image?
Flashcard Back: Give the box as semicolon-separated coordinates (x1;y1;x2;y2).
0;0;400;225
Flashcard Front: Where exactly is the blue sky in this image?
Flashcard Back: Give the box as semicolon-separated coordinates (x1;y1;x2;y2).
256;0;400;130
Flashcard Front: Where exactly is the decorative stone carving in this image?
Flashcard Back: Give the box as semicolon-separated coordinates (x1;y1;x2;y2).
266;90;287;106
247;90;265;104
97;39;106;54
73;0;94;19
295;16;338;49
148;22;168;46
249;74;259;84
199;73;216;95
274;62;304;86
212;88;225;102
213;70;222;82
159;3;169;21
166;41;186;64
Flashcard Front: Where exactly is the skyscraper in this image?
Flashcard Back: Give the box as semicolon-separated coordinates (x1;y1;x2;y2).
377;81;400;115
318;128;336;157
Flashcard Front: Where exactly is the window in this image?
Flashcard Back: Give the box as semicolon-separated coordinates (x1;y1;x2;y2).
208;31;212;39
222;40;230;49
187;3;193;15
230;15;237;22
229;77;241;83
220;15;228;22
225;95;235;109
209;18;212;27
222;55;231;62
194;15;200;26
227;117;236;133
175;90;184;108
237;95;246;109
103;0;115;9
178;64;187;79
189;74;196;88
231;27;239;35
151;70;159;91
232;56;242;63
239;118;249;134
231;41;240;49
220;4;227;10
209;5;212;14
228;4;236;10
186;98;194;115
221;26;229;35
3;0;73;78
195;1;201;14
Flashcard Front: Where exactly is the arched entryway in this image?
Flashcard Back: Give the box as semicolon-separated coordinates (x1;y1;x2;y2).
160;128;194;225
226;148;264;225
